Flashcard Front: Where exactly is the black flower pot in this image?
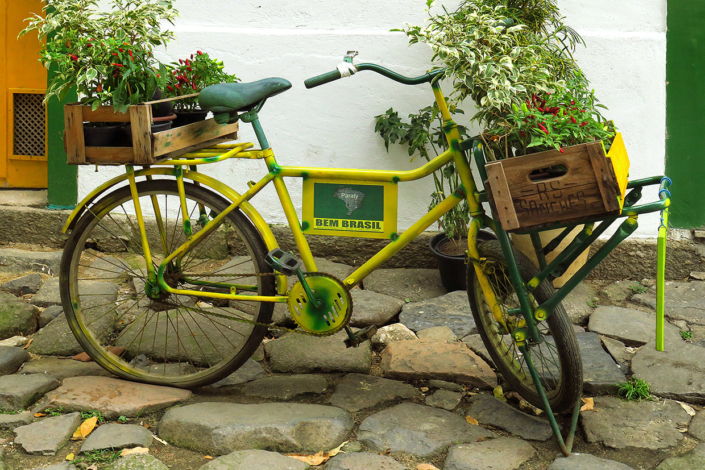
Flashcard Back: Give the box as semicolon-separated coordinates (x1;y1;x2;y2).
83;123;124;147
121;118;175;146
150;88;174;118
173;109;209;128
429;230;496;292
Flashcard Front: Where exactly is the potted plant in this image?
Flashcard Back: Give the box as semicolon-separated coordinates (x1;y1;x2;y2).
20;0;177;146
396;0;618;285
165;51;240;128
375;103;493;291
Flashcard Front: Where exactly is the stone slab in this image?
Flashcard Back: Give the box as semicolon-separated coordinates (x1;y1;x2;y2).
106;455;169;470
655;443;705;469
39;305;63;328
460;334;494;367
0;411;33;429
207;359;267;388
0;336;28;347
399;290;477;338
580;397;690;449
466;394;553;441
80;423;153;452
0;248;62;275
425;389;462;410
631;282;705;326
380;340;496;389
0;291;39;340
428;379;464;392
0;374;60;411
1;273;43;296
562;282;597;326
41;376;191;419
689;410;705;440
199;449;310;470
364;268;446;302
576;332;625;395
599;281;634;304
417;326;457;342
548;453;635;470
325;452;405;470
588;306;682;346
21;357;115;380
444;438;536;470
0;346;30;376
85;256;128;280
632;341;705;402
371;324;417;347
158;402;353;455
349;289;403;328
14;412;82;455
28;464;78;470
600;336;634;371
265;330;371;374
358;402;495;458
328;373;421;413
241;375;329;400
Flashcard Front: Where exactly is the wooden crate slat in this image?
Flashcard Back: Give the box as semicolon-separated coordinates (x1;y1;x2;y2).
84;147;134;164
485;141;624;232
153;119;239;157
156;134;238;161
586;143;621;213
485;162;520;231
129;105;153;165
64;105;86;164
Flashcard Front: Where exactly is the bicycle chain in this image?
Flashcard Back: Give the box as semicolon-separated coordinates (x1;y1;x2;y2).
181;271;345;337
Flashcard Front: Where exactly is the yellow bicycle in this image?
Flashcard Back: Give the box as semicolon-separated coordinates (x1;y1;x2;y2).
59;52;671;453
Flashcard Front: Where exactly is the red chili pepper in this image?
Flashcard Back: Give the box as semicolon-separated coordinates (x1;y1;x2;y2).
192;83;197;90
167;85;173;92
179;59;183;64
112;52;118;56
197;50;203;55
571;101;575;105
119;48;124;52
112;63;123;67
580;122;588;127
526;99;532;108
191;53;194;59
549;107;560;114
156;74;160;78
580;110;586;113
68;54;79;61
97;84;102;92
123;42;130;46
519;130;526;138
128;50;134;61
87;44;92;48
571;116;577;124
538;123;549;134
537;107;544;112
559;146;564;153
175;83;181;89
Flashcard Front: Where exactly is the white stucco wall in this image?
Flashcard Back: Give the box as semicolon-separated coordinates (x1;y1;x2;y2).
82;0;667;238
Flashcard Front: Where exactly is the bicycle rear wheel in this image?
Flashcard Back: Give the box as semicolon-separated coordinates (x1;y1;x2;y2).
467;240;582;413
60;179;274;388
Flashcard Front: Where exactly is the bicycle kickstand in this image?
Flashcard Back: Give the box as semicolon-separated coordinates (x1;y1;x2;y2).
519;344;581;457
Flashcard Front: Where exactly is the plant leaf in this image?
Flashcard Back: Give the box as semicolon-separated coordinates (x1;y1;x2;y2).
121;447;150;457
71;416;98;441
580;397;594;411
465;415;479;425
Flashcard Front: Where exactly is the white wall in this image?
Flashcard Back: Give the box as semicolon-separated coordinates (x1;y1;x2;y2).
82;0;667;237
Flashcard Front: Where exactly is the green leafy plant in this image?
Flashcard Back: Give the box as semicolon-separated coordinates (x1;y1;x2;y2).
44;407;65;416
586;298;598;308
375;102;470;244
164;51;240;110
0;408;23;415
81;410;106;424
117;415;129;423
398;0;613;161
630;282;647;294
20;0;177;112
617;378;651;401
74;449;121;465
681;331;692;341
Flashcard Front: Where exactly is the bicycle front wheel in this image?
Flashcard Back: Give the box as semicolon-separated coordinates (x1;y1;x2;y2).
60;179;275;388
467;240;582;413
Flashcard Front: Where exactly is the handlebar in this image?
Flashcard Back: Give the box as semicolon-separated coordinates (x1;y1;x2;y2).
305;63;445;89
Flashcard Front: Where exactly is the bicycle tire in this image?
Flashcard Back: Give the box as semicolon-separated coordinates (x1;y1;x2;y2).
467;240;582;413
60;179;274;388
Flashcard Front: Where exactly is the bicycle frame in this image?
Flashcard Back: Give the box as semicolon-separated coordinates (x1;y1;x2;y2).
63;62;673;456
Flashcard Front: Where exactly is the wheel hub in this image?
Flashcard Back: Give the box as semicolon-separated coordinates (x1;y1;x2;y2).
288;274;352;335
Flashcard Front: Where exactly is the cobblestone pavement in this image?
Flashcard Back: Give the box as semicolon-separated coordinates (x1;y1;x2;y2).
1;247;704;470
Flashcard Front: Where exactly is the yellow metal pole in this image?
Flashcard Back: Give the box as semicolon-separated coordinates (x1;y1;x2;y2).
271;175;318;272
656;207;669;352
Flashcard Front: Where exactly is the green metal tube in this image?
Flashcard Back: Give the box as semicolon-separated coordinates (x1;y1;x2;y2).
530;232;548;270
538;217;638;317
355;63;444;85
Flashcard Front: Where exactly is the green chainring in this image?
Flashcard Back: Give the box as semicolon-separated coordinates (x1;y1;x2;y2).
288;273;352;336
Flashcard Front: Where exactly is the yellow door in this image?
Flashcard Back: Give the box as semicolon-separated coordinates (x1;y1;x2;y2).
0;0;47;188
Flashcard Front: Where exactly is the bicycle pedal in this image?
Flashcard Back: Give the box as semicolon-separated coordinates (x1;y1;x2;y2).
265;248;301;276
343;325;378;348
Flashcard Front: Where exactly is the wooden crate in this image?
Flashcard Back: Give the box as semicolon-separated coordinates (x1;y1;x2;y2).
485;133;630;232
63;99;238;165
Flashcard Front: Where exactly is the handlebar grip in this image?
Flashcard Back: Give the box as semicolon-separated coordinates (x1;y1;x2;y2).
304;70;343;89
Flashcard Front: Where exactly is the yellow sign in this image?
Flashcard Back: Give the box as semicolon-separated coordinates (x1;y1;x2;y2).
302;179;398;239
